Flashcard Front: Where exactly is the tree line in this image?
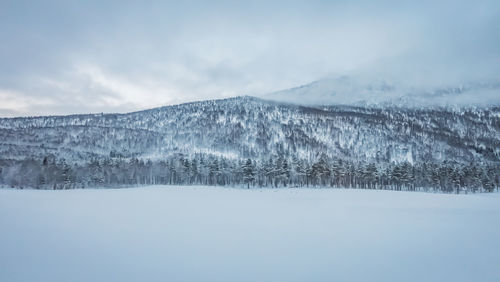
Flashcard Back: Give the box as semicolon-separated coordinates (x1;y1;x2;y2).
1;154;498;193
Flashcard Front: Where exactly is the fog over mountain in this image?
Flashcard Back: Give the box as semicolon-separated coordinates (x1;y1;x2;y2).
265;76;500;107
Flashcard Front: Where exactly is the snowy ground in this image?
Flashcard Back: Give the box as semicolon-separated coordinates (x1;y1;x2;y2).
1;186;499;282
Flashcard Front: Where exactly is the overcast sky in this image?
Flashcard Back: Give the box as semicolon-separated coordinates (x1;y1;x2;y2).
1;0;499;116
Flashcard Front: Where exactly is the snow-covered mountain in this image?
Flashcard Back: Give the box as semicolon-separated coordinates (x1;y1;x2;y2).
0;96;498;164
265;76;500;107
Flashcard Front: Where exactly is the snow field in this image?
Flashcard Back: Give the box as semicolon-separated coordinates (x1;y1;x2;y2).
1;186;499;282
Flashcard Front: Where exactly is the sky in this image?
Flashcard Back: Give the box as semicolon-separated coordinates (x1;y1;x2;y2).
1;0;499;117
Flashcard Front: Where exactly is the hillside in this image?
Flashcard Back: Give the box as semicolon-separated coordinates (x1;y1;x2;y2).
1;96;499;163
0;96;499;191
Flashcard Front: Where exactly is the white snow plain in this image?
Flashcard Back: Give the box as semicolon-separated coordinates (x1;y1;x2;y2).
1;186;499;282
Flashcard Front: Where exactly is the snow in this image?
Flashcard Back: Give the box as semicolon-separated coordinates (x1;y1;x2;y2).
1;186;499;282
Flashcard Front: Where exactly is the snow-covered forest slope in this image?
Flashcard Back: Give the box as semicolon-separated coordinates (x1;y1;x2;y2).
0;96;499;191
1;96;499;163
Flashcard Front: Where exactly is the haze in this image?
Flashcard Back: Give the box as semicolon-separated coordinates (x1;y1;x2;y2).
1;0;499;116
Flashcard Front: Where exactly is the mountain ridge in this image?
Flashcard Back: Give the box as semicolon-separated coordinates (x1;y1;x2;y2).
1;95;499;164
1;95;499;191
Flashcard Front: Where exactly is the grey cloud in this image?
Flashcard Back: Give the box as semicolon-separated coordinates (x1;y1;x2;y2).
1;0;499;116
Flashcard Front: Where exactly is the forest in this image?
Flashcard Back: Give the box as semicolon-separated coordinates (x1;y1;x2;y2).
1;153;498;193
1;97;499;193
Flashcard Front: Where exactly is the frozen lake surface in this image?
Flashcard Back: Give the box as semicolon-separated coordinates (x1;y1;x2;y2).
1;186;499;282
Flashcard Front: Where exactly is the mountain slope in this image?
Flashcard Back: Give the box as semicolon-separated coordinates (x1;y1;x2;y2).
0;96;499;165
